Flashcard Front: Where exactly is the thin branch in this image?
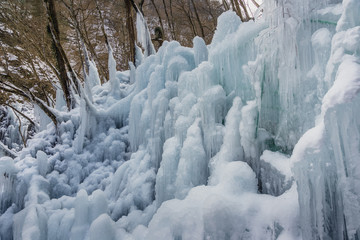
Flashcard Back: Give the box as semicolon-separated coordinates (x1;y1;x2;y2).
4;103;36;127
0;75;59;125
150;0;165;38
94;0;110;48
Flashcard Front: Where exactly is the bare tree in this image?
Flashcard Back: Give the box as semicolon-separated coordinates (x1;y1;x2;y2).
229;0;257;21
190;0;205;38
0;0;258;128
43;0;76;110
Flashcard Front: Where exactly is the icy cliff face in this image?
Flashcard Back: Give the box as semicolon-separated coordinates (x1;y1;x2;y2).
1;0;360;239
292;0;360;238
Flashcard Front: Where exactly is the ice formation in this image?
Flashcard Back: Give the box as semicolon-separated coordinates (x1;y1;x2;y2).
1;0;360;239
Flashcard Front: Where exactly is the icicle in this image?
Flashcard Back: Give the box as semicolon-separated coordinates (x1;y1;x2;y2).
135;43;144;67
0;157;17;214
108;46;121;98
208;97;243;185
70;190;89;240
36;150;48;177
73;99;87;154
193;36;208;67
34;104;52;131
136;11;156;58
55;83;67;112
129;62;136;85
83;60;101;104
87;60;101;90
175;118;207;199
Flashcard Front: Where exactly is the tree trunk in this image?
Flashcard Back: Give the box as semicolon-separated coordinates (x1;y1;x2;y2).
138;0;145;14
190;0;205;38
251;0;260;8
205;0;217;29
43;0;74;110
162;0;176;40
238;0;251;21
169;0;176;40
150;0;165;37
223;0;230;10
180;3;197;37
230;0;242;21
124;0;136;64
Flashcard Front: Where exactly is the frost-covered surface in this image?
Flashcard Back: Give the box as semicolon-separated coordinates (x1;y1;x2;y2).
0;105;34;158
292;0;360;238
259;150;292;196
1;0;360;239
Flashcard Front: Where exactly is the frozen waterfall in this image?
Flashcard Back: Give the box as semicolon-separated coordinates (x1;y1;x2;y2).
1;0;360;239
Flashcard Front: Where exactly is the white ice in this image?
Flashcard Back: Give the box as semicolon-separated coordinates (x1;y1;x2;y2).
1;0;360;239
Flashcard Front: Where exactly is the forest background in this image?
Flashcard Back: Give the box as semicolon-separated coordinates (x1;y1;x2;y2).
0;0;259;148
